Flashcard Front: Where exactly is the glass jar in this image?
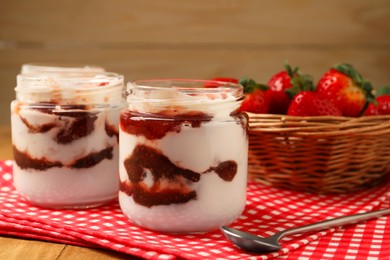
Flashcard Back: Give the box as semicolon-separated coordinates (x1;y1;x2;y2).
11;71;125;208
119;79;248;233
21;63;105;76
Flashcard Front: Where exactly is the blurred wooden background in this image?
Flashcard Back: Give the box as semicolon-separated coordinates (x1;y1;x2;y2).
1;0;389;126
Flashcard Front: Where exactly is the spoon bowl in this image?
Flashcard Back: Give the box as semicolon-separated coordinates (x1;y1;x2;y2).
221;226;281;253
221;208;390;253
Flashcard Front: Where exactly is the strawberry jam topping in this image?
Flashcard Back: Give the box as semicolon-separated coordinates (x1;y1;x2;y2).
121;144;238;208
120;110;212;140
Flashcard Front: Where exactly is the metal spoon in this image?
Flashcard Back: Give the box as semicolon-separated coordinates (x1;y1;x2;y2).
221;208;390;253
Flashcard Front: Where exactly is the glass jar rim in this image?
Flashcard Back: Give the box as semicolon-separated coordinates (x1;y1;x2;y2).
16;72;124;92
21;63;105;75
128;78;243;97
125;78;244;115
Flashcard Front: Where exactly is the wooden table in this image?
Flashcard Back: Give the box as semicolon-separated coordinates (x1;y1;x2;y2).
0;126;138;260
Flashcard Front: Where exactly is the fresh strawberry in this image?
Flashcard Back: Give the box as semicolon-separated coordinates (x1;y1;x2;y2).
266;63;297;114
316;63;376;117
267;66;296;91
262;88;290;114
374;95;390;115
204;77;238;88
240;89;269;113
239;78;270;114
364;86;390;115
287;91;342;116
266;62;317;114
364;102;380;115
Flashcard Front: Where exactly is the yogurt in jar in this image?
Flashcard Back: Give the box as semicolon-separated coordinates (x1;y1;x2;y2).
11;69;125;208
119;79;248;233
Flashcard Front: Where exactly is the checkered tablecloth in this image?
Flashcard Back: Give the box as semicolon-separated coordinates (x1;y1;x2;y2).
0;160;389;259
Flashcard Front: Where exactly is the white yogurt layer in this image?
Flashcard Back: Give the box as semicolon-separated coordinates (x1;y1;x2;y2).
119;119;248;232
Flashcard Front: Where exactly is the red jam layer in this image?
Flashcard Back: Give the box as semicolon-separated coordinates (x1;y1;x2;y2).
120;110;212;140
121;144;237;208
13;146;114;171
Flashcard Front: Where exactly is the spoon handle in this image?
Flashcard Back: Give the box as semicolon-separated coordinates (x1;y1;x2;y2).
281;208;390;238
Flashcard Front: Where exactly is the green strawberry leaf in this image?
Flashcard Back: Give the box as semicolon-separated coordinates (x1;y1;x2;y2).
333;63;364;85
239;78;269;93
285;73;315;99
284;61;299;78
359;81;378;116
376;86;390;97
362;80;376;103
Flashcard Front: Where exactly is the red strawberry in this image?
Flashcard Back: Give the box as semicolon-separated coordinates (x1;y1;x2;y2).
239;78;270;114
365;86;390;115
204;77;238;88
364;102;380;115
262;88;290;114
266;62;317;114
316;63;376;117
375;95;390;115
267;68;295;91
266;63;297;114
240;89;269;113
287;91;342;116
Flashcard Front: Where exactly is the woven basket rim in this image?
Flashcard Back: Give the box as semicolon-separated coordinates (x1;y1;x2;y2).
247;113;390;136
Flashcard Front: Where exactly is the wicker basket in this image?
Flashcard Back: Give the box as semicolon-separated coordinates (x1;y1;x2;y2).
247;113;390;193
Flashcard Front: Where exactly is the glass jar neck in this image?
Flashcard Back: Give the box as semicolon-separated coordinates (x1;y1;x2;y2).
126;79;244;118
20;63;105;76
15;73;124;105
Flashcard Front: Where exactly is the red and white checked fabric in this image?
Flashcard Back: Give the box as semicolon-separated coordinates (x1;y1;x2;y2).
0;160;389;260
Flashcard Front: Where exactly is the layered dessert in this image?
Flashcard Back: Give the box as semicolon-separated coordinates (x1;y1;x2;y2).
11;72;124;208
119;79;248;233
